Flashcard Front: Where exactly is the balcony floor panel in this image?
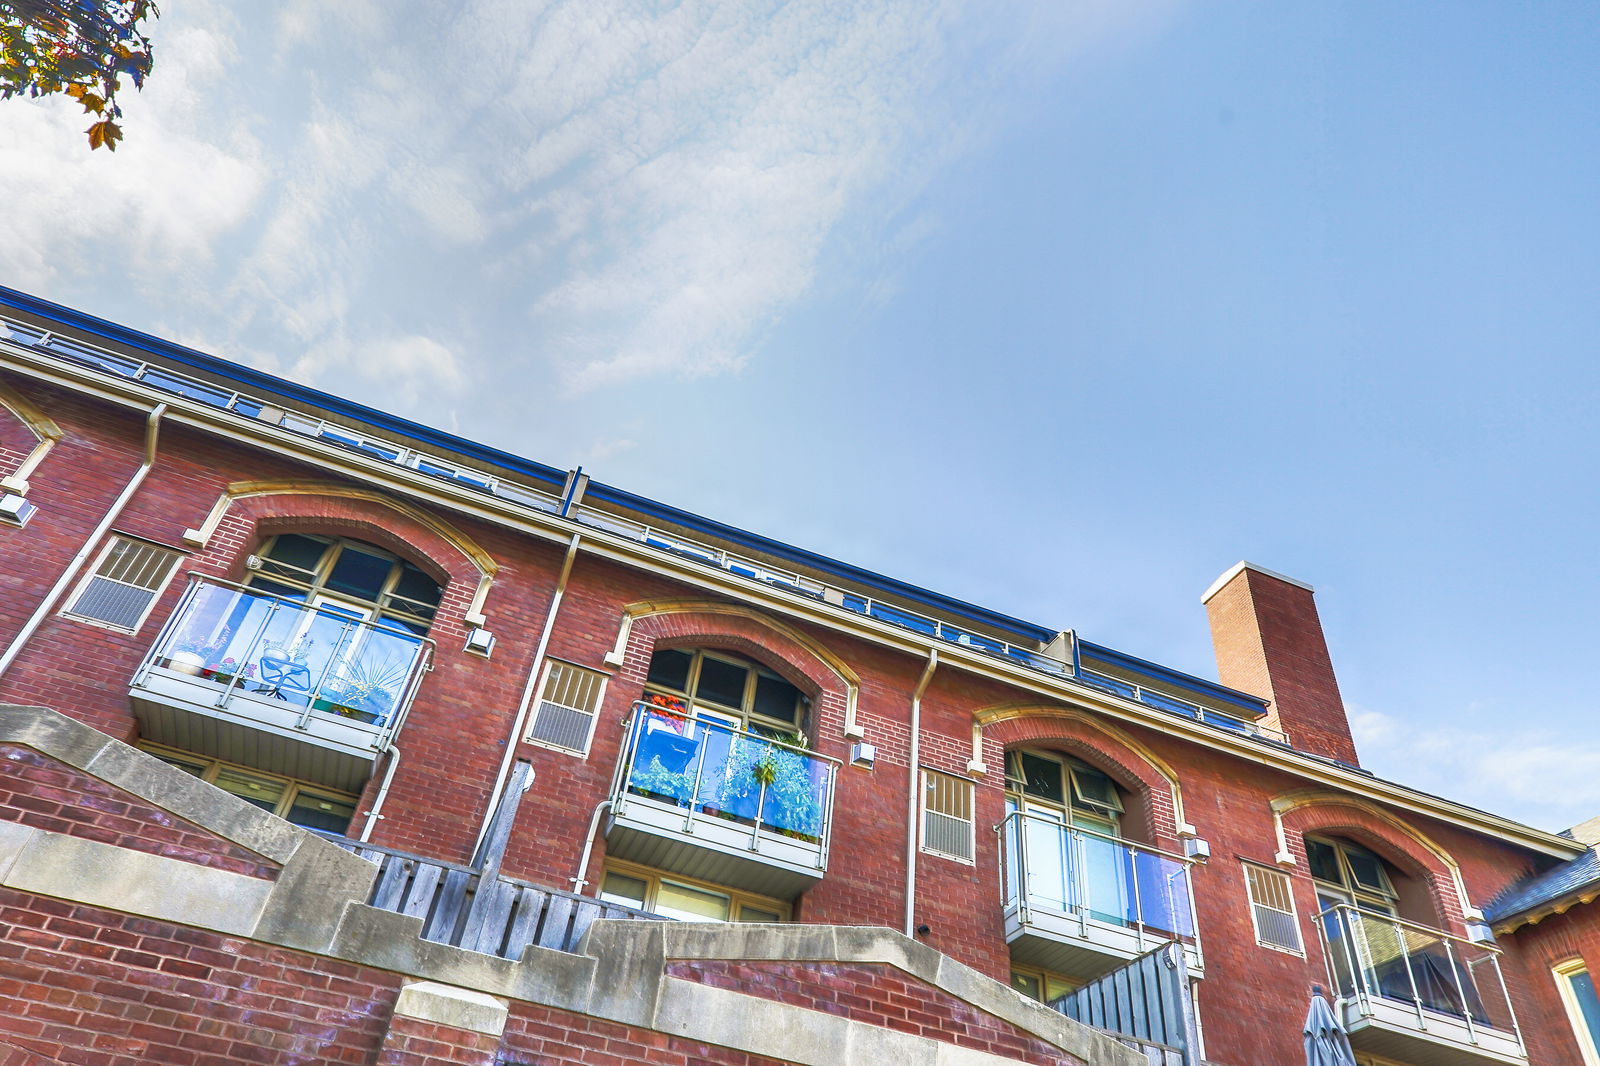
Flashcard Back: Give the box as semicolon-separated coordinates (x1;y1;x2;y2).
130;666;382;790
1342;998;1526;1066
1005;904;1202;982
606;793;824;900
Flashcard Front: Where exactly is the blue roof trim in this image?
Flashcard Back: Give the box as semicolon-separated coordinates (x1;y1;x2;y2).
0;285;568;490
4;285;1265;707
585;480;1057;643
1078;640;1269;715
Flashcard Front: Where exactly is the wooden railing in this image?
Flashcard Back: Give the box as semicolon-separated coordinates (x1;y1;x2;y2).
1052;942;1199;1066
320;835;662;958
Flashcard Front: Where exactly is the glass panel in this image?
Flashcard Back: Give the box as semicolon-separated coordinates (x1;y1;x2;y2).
1019;753;1065;805
324;545;394;601
1307;839;1342;884
149;751;209;778
1023;812;1071;912
1344;847;1392;896
655;881;730;922
262;534;328;573
285;791;356;834
627;710;701;805
1570;971;1600;1047
1070;764;1123;813
1130;848;1194;939
737;905;782;923
751;674;800;725
599;872;649;910
646;649;692;692
1010;972;1042;1000
214;767;286;813
318;623;423;724
1078;830;1132;926
391;561;442;607
695;656;748;709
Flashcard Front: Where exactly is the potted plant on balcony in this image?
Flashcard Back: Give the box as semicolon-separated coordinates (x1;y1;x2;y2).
314;650;409;724
169;627;234;677
716;732;822;840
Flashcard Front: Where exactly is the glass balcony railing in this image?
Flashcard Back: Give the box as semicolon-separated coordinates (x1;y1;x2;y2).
1316;903;1526;1059
136;575;433;741
1000;811;1201;961
615;700;838;852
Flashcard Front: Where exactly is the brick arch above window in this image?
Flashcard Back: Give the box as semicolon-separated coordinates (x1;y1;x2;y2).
609;601;858;743
978;708;1193;847
1271;790;1477;926
182;481;498;627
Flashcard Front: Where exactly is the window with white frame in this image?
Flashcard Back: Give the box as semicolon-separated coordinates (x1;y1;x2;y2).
526;659;608;754
922;769;975;861
62;536;181;631
1555;959;1600;1066
598;863;789;923
1243;862;1303;953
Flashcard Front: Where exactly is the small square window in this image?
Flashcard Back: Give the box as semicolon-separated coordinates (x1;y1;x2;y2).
1244;863;1303;953
526;660;608;755
922;769;975;862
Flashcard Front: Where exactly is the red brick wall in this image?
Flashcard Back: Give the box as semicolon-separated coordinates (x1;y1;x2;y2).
502;1006;796;1066
376;1017;501;1066
0;745;278;879
0;887;400;1065
664;959;1075;1065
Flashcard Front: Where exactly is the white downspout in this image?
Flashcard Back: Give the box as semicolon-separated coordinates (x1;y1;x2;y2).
905;649;938;937
571;798;613;894
0;402;167;681
472;532;581;855
358;745;400;842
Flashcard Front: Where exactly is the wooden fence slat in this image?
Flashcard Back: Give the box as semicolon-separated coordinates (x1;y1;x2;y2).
502;886;547;960
401;861;442;920
426;868;475;941
536;894;576;950
370;856;412;911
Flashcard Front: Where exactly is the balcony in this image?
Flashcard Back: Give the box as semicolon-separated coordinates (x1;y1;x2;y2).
130;577;433;791
1317;904;1526;1065
606;701;839;899
1001;811;1202;981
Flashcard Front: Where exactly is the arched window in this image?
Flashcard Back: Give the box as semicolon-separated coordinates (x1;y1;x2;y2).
1306;836;1399;917
644;647;808;740
251;533;442;635
1004;749;1125;837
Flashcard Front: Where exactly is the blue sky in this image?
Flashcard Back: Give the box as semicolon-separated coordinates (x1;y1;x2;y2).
4;1;1599;831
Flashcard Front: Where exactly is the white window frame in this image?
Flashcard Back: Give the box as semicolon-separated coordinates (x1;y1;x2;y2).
524;658;609;757
920;768;976;864
1243;861;1304;955
1555;958;1600;1066
59;534;183;634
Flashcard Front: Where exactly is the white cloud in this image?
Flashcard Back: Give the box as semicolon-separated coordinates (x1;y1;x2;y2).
1352;704;1600;833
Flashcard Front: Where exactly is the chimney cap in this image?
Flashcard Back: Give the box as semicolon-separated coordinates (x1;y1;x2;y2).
1201;560;1315;605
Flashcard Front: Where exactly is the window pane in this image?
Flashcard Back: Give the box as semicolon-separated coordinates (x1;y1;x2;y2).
324;545;394;601
752;674;801;725
737;905;782;923
149;751;209;778
263;534;328;573
213;768;286;813
391;561;442;606
286;792;356;834
1019;752;1065;805
1070;764;1123;812
600;872;649;910
1307;839;1342;884
695;657;748;709
647;649;692;692
1010;972;1042;1000
1569;970;1600;1047
1344;848;1390;895
655;881;731;922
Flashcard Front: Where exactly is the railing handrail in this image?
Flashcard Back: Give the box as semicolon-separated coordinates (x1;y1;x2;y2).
999;809;1198;867
1313;902;1503;957
177;571;439;655
626;700;843;766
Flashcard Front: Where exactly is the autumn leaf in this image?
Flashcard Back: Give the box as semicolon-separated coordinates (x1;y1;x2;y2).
85;118;121;151
79;92;105;114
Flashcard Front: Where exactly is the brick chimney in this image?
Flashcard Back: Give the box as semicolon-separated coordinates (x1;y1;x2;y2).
1202;562;1358;765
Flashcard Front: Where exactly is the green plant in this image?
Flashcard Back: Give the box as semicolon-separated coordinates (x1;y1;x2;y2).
331;648;410;711
629;756;695;805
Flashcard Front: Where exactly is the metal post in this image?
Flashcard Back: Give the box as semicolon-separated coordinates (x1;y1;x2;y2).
1014;813;1031;926
1442;939;1477;1044
682;718;711;834
1072;826;1089;937
1130;843;1146;952
1490;951;1526;1054
136;574;201;686
749;741;771;852
817;761;835;871
1395;921;1428;1028
218;597;278;710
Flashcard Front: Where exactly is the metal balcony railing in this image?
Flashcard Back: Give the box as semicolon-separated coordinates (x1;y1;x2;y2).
1001;811;1201;961
135;575;434;745
615;700;839;856
6;313;1276;749
1315;903;1525;1057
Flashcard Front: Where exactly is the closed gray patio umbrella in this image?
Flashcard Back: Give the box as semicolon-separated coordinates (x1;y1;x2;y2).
1304;991;1357;1066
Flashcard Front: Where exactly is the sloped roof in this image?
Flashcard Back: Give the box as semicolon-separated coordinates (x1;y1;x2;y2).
1486;846;1600;930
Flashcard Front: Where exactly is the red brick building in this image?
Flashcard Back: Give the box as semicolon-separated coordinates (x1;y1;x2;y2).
2;285;1598;1065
